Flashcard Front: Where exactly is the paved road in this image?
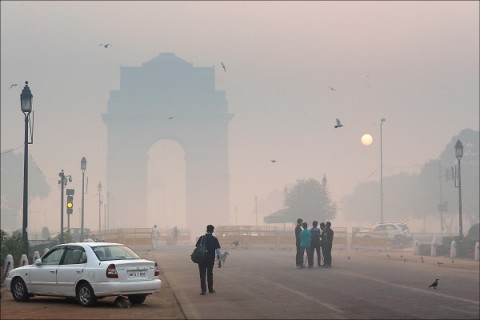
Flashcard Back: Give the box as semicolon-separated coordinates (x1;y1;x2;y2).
151;246;479;319
1;246;479;319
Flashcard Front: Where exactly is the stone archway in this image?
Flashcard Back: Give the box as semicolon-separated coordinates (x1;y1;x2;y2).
102;53;232;234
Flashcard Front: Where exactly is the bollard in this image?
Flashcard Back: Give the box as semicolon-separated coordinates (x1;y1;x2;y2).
20;254;29;266
33;251;40;261
2;254;14;283
450;241;457;258
414;240;420;255
44;248;50;255
431;239;437;257
475;242;479;261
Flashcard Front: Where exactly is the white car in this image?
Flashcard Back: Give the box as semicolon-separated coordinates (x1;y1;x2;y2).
4;242;162;307
357;222;413;243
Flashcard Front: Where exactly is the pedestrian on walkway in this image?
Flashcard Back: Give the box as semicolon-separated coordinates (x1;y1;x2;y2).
299;222;312;268
309;220;322;267
195;224;222;295
152;225;160;249
322;221;334;267
295;218;303;268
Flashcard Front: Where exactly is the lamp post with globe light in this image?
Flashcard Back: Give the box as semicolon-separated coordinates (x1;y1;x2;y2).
21;81;33;254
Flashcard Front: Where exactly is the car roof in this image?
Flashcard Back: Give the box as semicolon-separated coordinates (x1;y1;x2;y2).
53;242;125;248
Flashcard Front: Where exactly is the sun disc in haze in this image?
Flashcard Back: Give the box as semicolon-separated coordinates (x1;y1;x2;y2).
361;134;373;146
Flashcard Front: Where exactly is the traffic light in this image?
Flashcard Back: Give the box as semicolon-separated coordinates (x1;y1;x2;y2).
66;189;74;214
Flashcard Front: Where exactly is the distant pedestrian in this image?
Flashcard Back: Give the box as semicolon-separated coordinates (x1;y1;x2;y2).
295;218;303;268
152;225;160;249
173;226;179;246
195;224;222;295
309;221;322;267
299;222;312;268
322;221;334;267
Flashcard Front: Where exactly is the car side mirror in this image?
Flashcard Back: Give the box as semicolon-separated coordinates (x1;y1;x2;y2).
34;258;42;266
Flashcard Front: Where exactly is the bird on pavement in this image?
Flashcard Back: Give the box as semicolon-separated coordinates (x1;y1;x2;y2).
451;259;454;264
403;258;407;262
221;62;226;72
428;279;439;289
437;261;444;266
420;256;424;263
348;256;351;260
386;254;391;258
335;118;343;128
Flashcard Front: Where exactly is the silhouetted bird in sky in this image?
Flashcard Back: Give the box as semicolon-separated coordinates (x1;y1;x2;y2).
386;254;391;258
271;160;277;163
335;118;343;128
429;278;439;289
9;83;17;89
329;86;336;92
221;62;226;72
99;43;111;48
169;116;173;120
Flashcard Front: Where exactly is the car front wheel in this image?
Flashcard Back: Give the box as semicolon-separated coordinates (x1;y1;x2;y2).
76;282;96;307
11;278;29;302
128;294;147;304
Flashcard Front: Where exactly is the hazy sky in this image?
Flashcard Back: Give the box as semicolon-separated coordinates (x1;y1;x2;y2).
1;1;478;234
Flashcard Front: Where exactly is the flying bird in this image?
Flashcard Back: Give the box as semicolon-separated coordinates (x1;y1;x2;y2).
99;43;111;48
221;62;226;72
9;83;18;89
386;254;391;258
271;160;277;163
168;116;173;120
329;86;336;92
428;278;439;289
334;118;343;128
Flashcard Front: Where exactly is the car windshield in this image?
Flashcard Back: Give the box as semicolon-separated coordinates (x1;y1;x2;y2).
397;224;409;231
92;245;141;261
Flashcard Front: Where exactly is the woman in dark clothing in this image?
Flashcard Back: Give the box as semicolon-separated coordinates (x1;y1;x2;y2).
195;224;222;295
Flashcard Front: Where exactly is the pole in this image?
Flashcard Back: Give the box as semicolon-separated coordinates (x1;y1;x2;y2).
98;191;101;234
81;170;85;241
22;114;29;254
458;157;463;239
438;162;444;237
60;170;65;244
255;195;258;227
380;119;384;223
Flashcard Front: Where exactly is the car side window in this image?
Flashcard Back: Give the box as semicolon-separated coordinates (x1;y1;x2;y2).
42;247;66;265
63;247;86;265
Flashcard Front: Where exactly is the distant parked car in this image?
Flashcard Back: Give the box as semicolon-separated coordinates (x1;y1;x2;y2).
4;242;161;307
357;222;413;247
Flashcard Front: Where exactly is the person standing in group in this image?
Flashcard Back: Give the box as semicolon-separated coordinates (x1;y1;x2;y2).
309;220;322;268
319;222;326;266
295;218;304;268
151;224;160;249
173;226;179;246
299;222;312;268
322;221;334;267
195;224;222;295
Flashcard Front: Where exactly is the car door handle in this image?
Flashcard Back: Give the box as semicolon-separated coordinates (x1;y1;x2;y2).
76;270;81;273
50;270;55;273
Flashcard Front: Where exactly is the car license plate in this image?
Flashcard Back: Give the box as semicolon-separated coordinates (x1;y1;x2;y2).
128;271;146;278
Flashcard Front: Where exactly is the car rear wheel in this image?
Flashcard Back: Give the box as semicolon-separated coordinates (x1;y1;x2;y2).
11;278;29;302
128;294;147;304
76;282;96;307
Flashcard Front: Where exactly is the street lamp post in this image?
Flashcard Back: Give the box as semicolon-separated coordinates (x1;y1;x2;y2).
454;139;463;239
21;81;33;254
380;118;386;224
58;170;72;244
81;157;87;241
98;182;102;235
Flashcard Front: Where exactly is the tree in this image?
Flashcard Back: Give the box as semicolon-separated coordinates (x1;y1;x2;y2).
264;178;337;224
0;151;50;231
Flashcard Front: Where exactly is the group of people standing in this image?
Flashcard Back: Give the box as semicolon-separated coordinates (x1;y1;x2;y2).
295;218;334;269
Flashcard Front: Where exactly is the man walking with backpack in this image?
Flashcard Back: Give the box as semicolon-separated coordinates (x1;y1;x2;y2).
195;225;222;295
